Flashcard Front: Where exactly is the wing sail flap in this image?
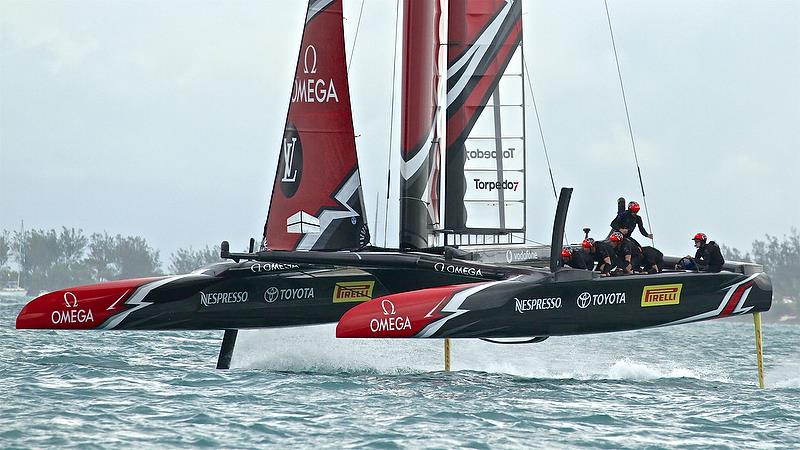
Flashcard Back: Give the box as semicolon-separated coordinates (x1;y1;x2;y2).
445;0;525;238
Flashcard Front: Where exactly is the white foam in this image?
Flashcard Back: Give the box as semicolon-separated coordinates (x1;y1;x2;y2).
233;325;443;374
765;360;800;389
607;360;698;381
231;328;718;382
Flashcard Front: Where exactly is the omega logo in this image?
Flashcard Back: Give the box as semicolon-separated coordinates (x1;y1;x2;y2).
303;45;318;74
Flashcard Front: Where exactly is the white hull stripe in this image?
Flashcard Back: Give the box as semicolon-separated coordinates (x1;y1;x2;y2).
100;274;195;329
418;280;507;337
662;273;760;327
732;286;754;315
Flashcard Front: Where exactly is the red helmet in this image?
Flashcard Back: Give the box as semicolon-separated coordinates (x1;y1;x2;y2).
628;201;641;213
610;231;624;242
582;238;595;249
561;247;572;258
693;232;707;242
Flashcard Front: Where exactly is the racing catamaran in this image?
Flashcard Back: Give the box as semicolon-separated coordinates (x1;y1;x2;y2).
16;0;772;371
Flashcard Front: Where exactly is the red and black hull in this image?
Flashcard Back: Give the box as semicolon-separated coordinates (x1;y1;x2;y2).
15;260;486;330
17;253;771;338
336;269;772;338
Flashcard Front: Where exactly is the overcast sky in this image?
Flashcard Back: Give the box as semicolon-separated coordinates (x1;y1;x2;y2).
1;0;798;260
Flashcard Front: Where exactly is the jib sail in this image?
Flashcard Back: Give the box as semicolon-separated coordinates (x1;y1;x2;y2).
444;0;525;245
263;0;369;251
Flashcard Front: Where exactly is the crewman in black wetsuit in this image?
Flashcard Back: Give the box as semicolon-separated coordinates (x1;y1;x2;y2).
561;247;591;270
583;237;617;276
610;201;653;249
639;246;664;274
688;232;725;273
612;232;640;275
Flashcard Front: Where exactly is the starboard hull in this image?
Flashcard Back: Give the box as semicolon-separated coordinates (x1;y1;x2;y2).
336;270;773;338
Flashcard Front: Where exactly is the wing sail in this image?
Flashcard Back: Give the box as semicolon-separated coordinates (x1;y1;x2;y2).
445;0;525;243
263;0;368;251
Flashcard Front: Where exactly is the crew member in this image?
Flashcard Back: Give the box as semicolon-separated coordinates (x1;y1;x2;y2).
610;231;638;275
561;246;591;270
610;201;653;248
682;232;725;273
583;237;617;276
639;246;664;274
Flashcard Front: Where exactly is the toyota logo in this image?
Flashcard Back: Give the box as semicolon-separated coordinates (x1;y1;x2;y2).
577;292;591;309
264;287;279;303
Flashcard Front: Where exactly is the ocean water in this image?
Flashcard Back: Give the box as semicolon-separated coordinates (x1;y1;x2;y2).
1;295;798;449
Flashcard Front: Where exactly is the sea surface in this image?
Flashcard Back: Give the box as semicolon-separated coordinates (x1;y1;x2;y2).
1;295;798;449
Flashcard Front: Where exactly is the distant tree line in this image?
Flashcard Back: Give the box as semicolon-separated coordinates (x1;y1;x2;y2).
0;227;221;294
723;228;800;321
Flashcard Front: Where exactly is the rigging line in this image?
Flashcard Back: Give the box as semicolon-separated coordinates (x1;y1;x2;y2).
373;191;380;244
522;50;570;247
347;0;367;68
522;55;557;200
383;0;401;247
521;236;550;247
603;0;654;245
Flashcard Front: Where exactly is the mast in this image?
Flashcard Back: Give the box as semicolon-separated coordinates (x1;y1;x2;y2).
398;0;444;249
